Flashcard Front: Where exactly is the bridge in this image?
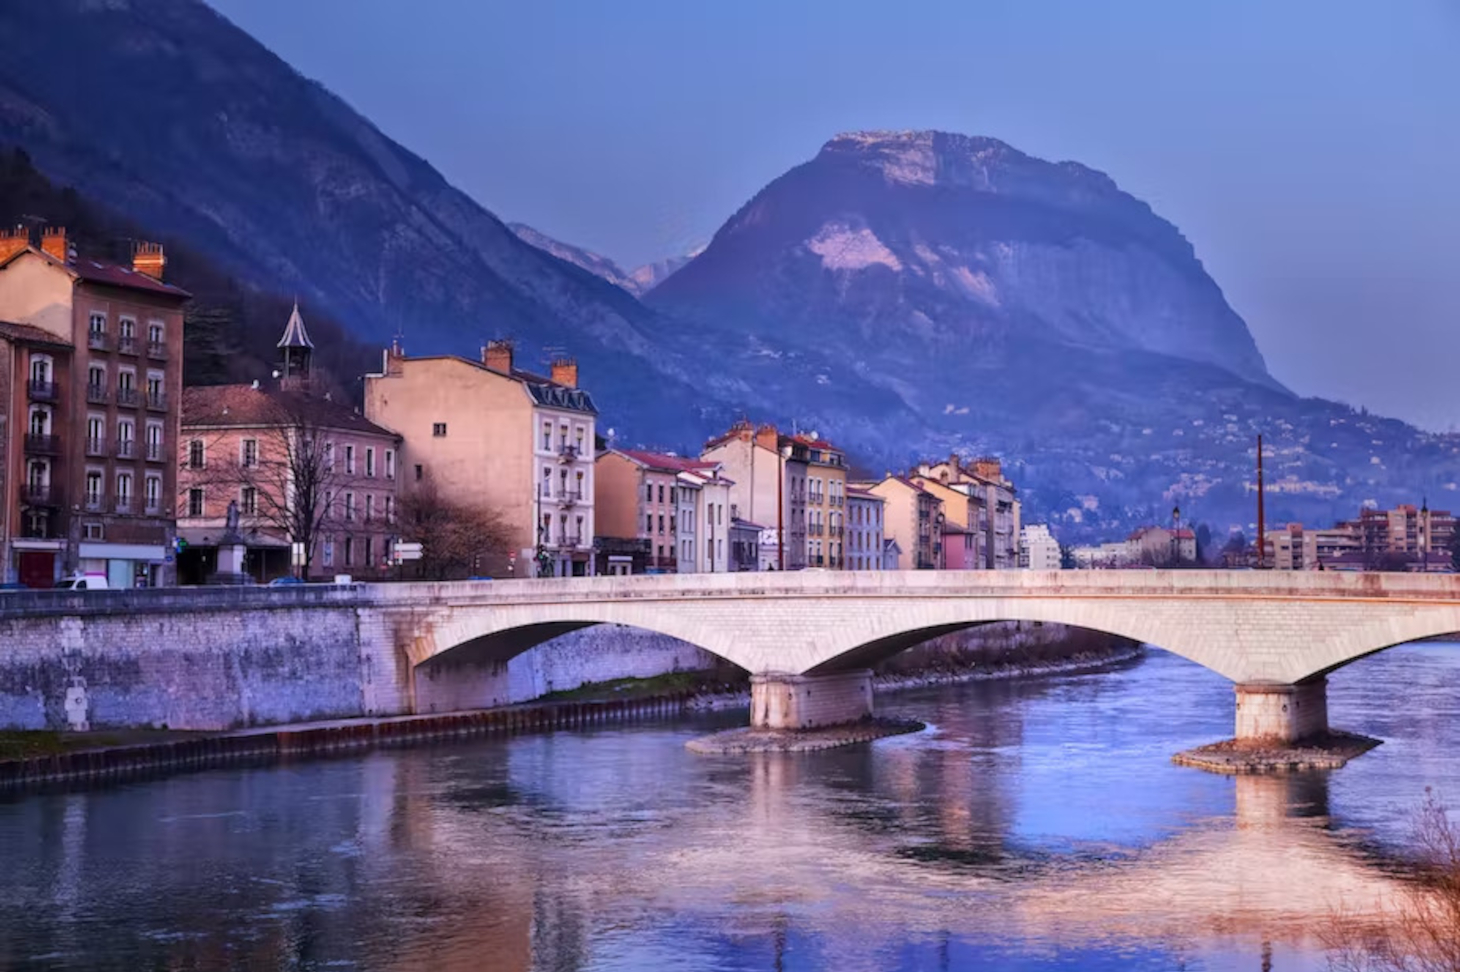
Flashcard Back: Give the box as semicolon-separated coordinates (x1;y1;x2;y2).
377;569;1460;743
4;570;1460;741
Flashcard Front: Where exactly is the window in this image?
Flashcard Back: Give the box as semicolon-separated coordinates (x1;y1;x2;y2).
645;513;652;533
324;442;335;470
575;515;583;542
658;514;665;534
146;372;163;402
29;355;49;384
384;495;394;525
344;537;354;567
414;464;423;482
145;476;161;511
432;423;447;437
88;364;105;392
87;416;105;453
365;495;375;521
117;370;134;392
541;513;552;541
83;522;104;541
558;424;568;450
89;313;106;336
146;424;163;461
241;438;258;467
345;492;356;521
384;449;395;479
365;537;374;569
188;488;204;517
241;486;257;515
645;483;653;503
542;422;552;450
116;472;132;507
323;541;334;568
188;439;204;468
365;447;376;477
345;445;355;474
28;407;49;436
86;471;103;508
147;321;164;345
575;427;585;451
669;486;677;504
118;317;135;340
117;421;134;458
658;484;665;503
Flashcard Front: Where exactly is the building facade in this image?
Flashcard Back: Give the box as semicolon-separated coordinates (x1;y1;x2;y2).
364;341;597;577
702;421;808;571
795;434;847;569
845;487;885;571
0;227;186;587
178;307;401;582
913;455;1020;569
863;475;942;570
594;448;732;573
1019;524;1062;570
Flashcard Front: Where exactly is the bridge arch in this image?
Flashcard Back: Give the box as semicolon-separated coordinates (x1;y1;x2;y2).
1292;610;1460;683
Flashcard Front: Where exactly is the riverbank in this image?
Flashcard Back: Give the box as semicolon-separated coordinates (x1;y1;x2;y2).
1172;730;1382;773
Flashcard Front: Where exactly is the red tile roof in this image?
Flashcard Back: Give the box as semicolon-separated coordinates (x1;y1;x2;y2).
618;449;719;474
0;320;72;348
0;246;191;299
182;384;398;437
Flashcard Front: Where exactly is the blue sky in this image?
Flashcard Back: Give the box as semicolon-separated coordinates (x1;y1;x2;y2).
206;0;1460;430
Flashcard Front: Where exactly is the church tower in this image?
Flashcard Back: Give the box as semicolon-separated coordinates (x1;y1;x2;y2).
277;301;315;391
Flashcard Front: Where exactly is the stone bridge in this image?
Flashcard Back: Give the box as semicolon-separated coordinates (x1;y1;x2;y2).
4;571;1460;741
377;569;1460;742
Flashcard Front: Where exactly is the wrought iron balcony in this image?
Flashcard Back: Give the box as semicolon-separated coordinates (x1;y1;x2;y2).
147;341;167;360
27;379;57;402
86;384;109;405
117;336;138;355
86;438;108;458
116;387;140;407
113;499;134;515
22;485;57;506
116;439;136;459
146;391;167;411
24;433;60;455
557;443;580;463
145;442;163;462
88;331;109;351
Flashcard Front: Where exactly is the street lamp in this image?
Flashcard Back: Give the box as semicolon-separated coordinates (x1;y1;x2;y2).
1171;504;1182;566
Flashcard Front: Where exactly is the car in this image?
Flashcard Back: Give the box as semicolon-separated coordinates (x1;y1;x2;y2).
56;572;108;591
267;576;304;586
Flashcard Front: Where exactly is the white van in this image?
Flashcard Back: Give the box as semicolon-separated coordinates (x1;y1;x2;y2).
56;572;109;591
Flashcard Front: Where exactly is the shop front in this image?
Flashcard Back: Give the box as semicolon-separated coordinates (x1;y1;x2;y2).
10;539;64;588
77;542;169;589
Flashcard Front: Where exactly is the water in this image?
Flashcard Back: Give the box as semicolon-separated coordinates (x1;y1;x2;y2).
3;644;1460;971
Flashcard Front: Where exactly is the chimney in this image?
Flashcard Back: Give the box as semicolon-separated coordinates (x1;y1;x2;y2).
754;423;779;452
132;241;166;280
385;337;406;377
483;339;513;375
0;225;29;263
974;457;1002;482
41;227;69;264
550;357;578;389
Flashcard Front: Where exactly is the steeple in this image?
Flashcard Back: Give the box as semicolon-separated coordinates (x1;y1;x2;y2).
277;301;315;389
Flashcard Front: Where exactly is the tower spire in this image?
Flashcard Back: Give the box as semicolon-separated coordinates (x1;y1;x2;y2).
277;300;315;389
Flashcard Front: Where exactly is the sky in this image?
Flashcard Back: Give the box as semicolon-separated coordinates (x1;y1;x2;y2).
204;0;1460;431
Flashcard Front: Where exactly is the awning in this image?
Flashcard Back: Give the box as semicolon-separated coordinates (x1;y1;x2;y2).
80;542;166;561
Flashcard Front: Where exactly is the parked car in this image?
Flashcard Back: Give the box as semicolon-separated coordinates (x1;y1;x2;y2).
56;572;108;591
267;576;304;586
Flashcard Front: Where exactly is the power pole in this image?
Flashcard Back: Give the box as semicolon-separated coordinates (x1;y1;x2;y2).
1255;434;1265;569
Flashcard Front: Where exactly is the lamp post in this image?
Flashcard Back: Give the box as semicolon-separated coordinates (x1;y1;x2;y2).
1421;497;1429;574
1171;504;1182;566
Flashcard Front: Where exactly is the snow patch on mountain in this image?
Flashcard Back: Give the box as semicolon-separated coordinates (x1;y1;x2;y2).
806;221;902;271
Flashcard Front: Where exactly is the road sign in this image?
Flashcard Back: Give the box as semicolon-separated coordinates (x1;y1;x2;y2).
394;542;423;562
291;542;306;567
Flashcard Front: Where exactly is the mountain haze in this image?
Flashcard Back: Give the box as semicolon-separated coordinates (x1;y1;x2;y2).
509;222;700;297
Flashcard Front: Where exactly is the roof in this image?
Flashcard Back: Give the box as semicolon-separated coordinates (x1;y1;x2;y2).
181;384;398;437
876;474;934;496
375;353;597;415
0;246;191;299
618;449;719;474
846;486;884;502
732;518;769;531
0;320;72;348
277;302;315;349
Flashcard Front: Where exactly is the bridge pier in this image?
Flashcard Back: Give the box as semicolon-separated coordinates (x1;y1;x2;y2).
1234;679;1328;743
751;670;874;730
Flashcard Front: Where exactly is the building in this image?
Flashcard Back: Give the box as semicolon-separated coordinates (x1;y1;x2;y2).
1019;524;1062;570
364;340;597;578
1346;504;1455;570
677;464;733;573
178;306;401;583
911;455;1020;568
0;227;187;587
701;421;809;571
594;448;734;573
794;433;847;568
1125;525;1197;565
862;475;942;570
845;486;886;571
729;517;762;572
940;520;979;569
1070;541;1131;569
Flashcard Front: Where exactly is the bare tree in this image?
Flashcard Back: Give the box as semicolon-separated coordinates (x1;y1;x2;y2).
1325;790;1460;971
398;475;513;580
189;395;368;581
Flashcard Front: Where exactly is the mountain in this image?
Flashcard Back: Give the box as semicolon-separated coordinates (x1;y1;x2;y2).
509;222;701;297
649;131;1460;534
0;0;720;440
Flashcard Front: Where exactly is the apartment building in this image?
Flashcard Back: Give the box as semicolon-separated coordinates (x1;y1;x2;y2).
595;448;732;572
178;306;401;583
912;455;1020;569
702;420;808;570
1019;524;1062;570
364;341;597;577
795;433;847;568
0;227;186;587
862;475;942;570
845;486;886;571
676;464;732;573
1265;505;1449;571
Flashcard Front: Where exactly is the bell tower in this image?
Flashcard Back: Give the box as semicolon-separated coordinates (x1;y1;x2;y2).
277;301;315;391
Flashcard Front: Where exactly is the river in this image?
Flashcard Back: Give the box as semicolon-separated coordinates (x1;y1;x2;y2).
2;642;1459;971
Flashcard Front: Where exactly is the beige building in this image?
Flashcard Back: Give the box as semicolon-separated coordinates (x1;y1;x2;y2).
0;227;187;587
793;434;848;569
365;341;597;578
178;306;401;582
913;455;1020;569
702;421;808;570
862;475;943;570
594;448;731;572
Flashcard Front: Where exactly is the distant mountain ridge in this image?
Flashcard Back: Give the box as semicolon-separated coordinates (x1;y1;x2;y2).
508;222;700;297
3;4;1457;536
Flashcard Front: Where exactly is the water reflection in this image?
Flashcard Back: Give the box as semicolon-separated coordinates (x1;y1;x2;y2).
1;645;1457;970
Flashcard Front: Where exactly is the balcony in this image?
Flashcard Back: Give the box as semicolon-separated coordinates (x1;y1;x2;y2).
86;437;108;458
20;513;56;539
84;494;104;512
116;439;136;460
113;499;134;515
557;487;583;507
145;442;163;462
116;387;140;408
88;331;108;351
558;534;583;548
24;433;60;455
808;523;823;536
144;500;162;515
147;341;167;360
146;391;167;411
27;379;57;402
86;384;109;405
22;485;57;507
117;336;138;356
557;443;580;464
